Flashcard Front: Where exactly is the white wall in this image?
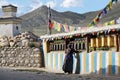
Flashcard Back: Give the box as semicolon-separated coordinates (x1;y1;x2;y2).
0;23;21;37
3;12;16;17
0;24;13;37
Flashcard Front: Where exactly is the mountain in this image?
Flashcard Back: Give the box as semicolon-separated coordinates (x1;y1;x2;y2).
20;2;120;35
20;6;86;35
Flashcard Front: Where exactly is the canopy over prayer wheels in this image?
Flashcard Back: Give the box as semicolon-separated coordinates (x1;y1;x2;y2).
101;36;107;47
107;36;114;47
96;37;102;47
90;38;96;47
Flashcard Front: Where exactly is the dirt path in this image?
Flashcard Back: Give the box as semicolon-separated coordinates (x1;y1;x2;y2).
0;68;120;80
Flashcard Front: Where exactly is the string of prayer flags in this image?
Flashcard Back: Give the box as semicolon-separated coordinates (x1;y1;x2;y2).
50;20;80;32
88;0;118;27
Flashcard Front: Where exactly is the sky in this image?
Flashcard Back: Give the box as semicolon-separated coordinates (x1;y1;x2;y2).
0;0;112;16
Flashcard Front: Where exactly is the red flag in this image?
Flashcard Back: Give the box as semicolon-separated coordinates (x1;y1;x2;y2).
49;19;53;29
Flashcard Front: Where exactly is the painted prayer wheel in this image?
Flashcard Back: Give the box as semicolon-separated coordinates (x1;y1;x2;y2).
90;38;96;47
101;36;107;47
96;37;102;47
107;36;114;47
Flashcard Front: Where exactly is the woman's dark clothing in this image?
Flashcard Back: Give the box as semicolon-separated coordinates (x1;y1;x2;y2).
62;48;77;73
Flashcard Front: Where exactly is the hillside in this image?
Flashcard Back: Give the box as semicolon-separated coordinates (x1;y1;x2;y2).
20;6;86;35
20;2;120;35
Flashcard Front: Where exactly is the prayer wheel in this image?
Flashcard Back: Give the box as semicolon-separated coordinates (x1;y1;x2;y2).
101;36;107;47
46;41;50;52
90;38;96;47
96;37;102;47
107;36;114;47
114;35;117;47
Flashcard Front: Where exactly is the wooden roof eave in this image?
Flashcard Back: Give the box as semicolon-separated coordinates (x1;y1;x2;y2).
40;24;120;39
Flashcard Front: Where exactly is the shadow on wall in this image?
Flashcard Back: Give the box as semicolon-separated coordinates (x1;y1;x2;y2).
74;54;120;75
96;65;119;75
75;53;80;74
40;46;45;67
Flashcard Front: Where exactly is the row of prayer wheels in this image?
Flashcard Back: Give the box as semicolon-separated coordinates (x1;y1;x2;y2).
90;35;116;47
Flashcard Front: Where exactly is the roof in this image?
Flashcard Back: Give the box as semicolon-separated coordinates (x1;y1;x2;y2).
0;17;22;21
2;4;17;8
40;24;120;39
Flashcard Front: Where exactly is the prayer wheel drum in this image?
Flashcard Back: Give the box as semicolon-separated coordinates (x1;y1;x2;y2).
107;36;114;47
46;41;50;53
101;36;107;47
96;37;102;47
90;38;96;47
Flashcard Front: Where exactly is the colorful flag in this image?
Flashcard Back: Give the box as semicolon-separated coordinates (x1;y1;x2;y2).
69;26;75;32
49;20;54;29
110;20;115;25
103;7;107;14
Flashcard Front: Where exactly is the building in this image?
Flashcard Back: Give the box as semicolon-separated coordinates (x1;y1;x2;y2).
40;23;120;74
0;5;22;37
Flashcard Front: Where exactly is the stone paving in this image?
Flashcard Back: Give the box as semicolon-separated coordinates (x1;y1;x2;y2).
0;68;120;80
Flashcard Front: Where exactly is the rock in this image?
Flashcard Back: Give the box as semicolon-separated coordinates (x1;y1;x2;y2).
9;64;14;67
34;54;40;57
35;60;39;63
8;54;11;57
37;64;40;67
28;64;31;67
9;42;15;47
30;60;34;63
33;48;39;52
11;51;15;54
22;39;29;47
25;60;29;64
0;44;42;68
1;51;5;54
0;36;10;47
1;60;6;64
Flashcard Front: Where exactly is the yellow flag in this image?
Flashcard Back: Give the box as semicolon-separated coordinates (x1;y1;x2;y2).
104;22;108;26
109;1;113;9
110;20;115;25
57;23;61;32
88;23;92;27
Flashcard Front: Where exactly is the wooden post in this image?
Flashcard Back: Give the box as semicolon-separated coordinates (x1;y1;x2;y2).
48;5;51;35
119;35;120;52
116;34;119;52
86;35;89;53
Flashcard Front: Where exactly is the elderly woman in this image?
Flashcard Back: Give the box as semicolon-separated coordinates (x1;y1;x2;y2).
62;43;78;74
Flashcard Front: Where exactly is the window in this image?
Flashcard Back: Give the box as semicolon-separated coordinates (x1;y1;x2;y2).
48;38;86;51
79;43;81;49
49;40;65;51
83;43;86;50
16;26;18;30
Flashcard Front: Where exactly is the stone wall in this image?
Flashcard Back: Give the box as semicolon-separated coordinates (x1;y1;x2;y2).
0;47;43;68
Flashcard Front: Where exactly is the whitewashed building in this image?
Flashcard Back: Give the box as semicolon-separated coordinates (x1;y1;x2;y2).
0;5;22;37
